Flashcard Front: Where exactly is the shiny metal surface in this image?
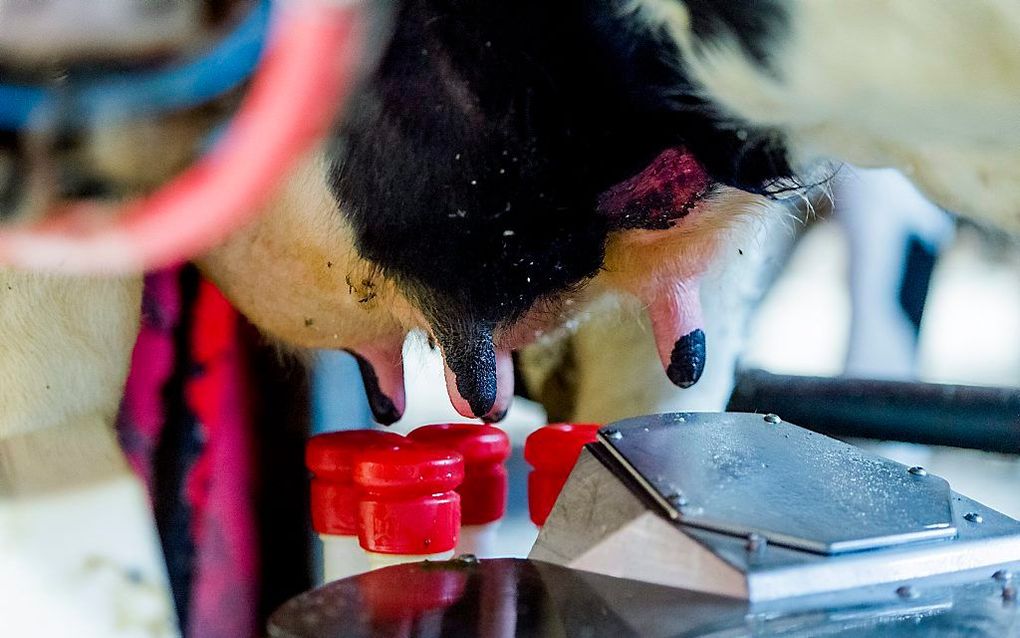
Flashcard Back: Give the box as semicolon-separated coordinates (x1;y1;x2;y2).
532;416;1020;602
681;494;1020;602
600;412;956;554
269;558;746;638
269;558;1020;637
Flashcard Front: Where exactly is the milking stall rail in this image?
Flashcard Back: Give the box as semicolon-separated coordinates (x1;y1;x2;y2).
728;368;1020;455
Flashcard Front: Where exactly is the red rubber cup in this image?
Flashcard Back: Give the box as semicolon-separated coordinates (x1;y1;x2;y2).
358;491;461;555
306;430;406;536
524;423;601;526
355;444;465;554
407;424;510;467
523;423;601;473
310;479;359;536
528;471;567;527
408;424;510;525
306;430;406;481
459;465;507;526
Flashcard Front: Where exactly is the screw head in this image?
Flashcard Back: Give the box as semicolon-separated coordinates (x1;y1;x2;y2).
993;570;1013;583
907;466;928;476
665;491;689;508
454;554;479;565
964;512;984;524
896;585;919;600
763;414;781;424
746;533;767;552
603;428;623;441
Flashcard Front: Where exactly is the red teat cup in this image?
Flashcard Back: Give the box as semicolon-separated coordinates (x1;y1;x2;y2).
524;423;602;527
355;442;464;564
306;430;406;536
408;423;511;557
306;429;406;583
407;424;510;526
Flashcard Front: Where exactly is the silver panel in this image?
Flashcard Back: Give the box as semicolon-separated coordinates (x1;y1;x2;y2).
600;412;956;554
681;494;1020;602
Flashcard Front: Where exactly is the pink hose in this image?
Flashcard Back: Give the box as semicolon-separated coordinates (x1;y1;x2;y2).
0;1;367;274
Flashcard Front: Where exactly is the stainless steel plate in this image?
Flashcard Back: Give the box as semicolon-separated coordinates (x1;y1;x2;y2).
269;558;1020;637
599;412;957;554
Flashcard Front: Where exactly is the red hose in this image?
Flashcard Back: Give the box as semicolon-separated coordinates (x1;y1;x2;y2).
0;1;367;274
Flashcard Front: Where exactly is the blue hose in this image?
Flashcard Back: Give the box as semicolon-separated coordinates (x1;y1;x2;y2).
0;0;270;131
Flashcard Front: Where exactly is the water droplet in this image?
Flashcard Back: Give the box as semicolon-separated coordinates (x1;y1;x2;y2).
666;491;688;507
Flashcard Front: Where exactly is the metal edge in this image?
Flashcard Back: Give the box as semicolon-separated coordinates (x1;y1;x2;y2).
596;430;678;520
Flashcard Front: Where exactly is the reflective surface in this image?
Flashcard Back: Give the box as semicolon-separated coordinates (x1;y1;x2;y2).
601;413;956;554
532;415;1020;601
269;558;746;638
269;558;1020;637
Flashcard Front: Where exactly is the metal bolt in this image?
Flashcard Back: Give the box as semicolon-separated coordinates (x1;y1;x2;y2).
454;554;479;565
993;570;1013;583
763;413;781;424
746;533;767;553
896;585;919;600
603;428;623;441
666;491;688;508
907;466;928;476
964;512;984;524
1004;585;1018;602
